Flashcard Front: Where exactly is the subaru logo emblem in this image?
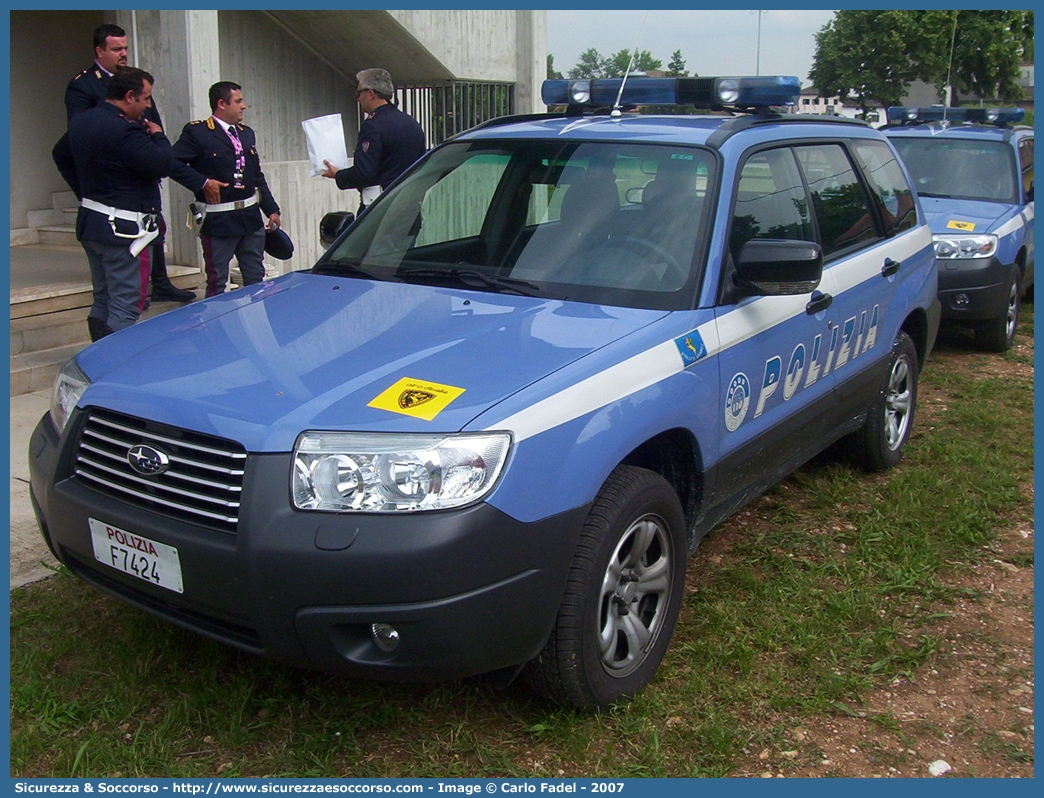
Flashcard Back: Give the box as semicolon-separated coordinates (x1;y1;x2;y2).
127;444;170;477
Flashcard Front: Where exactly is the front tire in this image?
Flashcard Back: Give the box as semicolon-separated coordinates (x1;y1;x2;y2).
523;466;686;711
976;270;1020;352
849;331;919;472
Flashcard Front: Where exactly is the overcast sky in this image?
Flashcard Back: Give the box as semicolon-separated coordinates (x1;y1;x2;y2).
547;9;837;85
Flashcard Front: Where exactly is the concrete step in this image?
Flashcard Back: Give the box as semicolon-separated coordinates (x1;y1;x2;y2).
11;307;91;357
10;298;198;397
10;342;84;397
37;227;78;247
10;228;40;246
61;207;78;225
27;209;64;227
11;264;200;320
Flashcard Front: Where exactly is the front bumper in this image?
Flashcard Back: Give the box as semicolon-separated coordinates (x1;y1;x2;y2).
29;411;586;680
937;256;1014;322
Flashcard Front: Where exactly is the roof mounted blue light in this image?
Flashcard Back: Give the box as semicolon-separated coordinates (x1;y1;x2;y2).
887;106;1026;126
541;78;678;107
541;76;801;111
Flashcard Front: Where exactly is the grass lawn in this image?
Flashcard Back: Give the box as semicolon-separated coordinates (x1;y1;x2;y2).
11;305;1033;778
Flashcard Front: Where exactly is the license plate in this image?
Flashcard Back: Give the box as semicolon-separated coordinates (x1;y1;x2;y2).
89;518;184;594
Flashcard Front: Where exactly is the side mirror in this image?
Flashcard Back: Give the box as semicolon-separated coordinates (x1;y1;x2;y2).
319;211;355;249
734;239;823;296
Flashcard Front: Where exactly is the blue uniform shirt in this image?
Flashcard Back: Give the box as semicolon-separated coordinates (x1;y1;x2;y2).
169;118;280;238
51;102;172;245
334;102;426;192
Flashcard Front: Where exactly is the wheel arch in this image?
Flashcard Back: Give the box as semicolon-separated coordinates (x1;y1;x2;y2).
619;428;704;550
900;309;930;372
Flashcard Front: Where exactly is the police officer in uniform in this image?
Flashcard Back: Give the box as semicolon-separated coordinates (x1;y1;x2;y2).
321;68;426;209
170;81;281;298
65;23;195;304
52;68;173;340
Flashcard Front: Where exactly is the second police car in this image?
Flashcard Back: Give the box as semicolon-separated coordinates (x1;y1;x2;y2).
31;76;940;710
884;107;1034;351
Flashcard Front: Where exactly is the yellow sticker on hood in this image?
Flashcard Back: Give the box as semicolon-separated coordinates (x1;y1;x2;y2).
947;220;976;232
368;378;465;421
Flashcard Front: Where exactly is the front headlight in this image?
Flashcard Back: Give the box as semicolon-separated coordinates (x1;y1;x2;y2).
933;233;998;260
292;432;511;512
49;358;91;435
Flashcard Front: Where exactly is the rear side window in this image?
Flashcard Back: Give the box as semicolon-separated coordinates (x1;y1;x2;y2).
729;148;813;261
851;140;917;236
794;144;877;258
1018;138;1034;198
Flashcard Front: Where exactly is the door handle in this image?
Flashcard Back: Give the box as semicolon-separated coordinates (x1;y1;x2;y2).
806;291;833;315
882;258;900;277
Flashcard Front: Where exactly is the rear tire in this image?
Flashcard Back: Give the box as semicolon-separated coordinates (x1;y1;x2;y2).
523;466;686;711
849;331;918;472
975;270;1020;352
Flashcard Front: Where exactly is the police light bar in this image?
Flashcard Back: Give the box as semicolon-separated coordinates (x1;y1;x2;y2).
541;76;800;110
887;106;1026;126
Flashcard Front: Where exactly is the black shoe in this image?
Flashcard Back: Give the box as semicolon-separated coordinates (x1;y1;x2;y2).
151;283;196;303
87;316;105;342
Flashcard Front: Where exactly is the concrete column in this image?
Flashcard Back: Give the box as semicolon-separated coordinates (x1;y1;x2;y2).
149;10;221;268
515;11;547;114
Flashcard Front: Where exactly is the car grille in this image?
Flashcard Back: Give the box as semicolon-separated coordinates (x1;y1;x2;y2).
72;408;246;534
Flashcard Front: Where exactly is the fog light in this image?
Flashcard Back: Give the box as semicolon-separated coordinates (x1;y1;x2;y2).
955;293;970;306
371;623;400;652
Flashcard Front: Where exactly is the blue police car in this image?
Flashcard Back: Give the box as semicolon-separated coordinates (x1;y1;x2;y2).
885;107;1034;351
31;76;940;710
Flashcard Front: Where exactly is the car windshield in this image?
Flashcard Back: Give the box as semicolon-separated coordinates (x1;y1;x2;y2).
891;137;1018;204
315;139;717;310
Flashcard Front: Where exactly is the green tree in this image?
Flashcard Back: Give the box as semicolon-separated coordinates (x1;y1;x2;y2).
547;54;563;80
665;50;690;78
939;10;1028;104
810;10;1032;114
568;48;607;79
809;10;938;117
603;48;662;77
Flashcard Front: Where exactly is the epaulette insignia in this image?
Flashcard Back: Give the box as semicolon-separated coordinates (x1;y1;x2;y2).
206;118;215;129
95;69;103;80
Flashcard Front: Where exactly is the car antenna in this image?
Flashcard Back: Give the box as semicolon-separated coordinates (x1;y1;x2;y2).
611;11;650;118
942;11;958;126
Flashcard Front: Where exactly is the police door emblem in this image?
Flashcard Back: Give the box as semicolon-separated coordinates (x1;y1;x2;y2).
399;389;436;409
724;373;751;432
127;444;170;476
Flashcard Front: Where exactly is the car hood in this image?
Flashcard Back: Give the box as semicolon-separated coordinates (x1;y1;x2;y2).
918;196;1020;236
76;273;668;451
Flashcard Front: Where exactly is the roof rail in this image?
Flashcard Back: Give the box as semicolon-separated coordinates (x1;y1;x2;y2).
705;113;869;149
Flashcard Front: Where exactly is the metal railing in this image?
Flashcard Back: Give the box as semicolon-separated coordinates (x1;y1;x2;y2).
393;81;516;148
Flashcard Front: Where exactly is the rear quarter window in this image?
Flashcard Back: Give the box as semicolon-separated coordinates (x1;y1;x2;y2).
852;140;918;236
794;143;878;258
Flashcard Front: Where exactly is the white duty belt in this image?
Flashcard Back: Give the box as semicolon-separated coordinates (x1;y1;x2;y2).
81;198;159;257
204;190;260;214
187;191;260;235
360;185;382;205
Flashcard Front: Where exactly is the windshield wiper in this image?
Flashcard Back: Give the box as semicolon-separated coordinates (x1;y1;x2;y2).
312;259;381;280
397;264;541;297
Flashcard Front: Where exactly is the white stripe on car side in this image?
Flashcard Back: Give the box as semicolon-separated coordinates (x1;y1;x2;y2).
487;225;933;443
490;335;706;443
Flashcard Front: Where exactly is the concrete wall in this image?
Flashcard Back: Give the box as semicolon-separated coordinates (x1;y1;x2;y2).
388;10;547;114
12;9;546;277
142;10;355;276
10;10;104;229
215;10;354;276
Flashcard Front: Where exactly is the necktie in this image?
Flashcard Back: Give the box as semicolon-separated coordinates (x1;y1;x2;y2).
227;126;246;188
